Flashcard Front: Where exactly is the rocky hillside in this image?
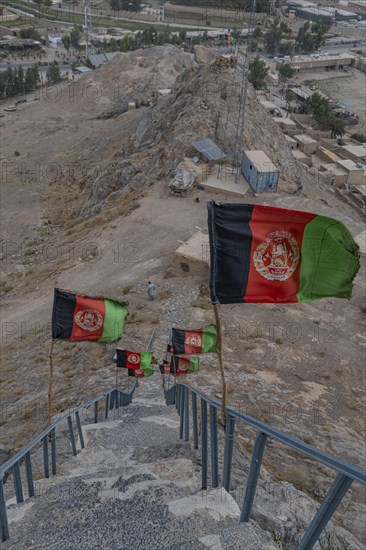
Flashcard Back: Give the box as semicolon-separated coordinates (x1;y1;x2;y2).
1;44;365;547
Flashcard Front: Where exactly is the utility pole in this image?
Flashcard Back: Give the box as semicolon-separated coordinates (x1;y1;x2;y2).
83;0;92;60
233;0;257;181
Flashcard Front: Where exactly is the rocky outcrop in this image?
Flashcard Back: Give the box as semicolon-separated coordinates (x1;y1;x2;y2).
193;45;216;65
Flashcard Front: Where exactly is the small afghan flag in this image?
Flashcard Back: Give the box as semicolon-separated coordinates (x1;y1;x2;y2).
170;356;200;374
52;288;128;342
171;325;217;354
159;360;172;375
117;350;154;370
208;202;360;304
128;365;154;377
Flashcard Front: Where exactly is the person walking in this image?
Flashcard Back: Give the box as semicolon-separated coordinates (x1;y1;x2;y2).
147;281;156;301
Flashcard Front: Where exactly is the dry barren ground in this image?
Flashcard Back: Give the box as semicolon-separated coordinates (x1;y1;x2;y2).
0;45;365;545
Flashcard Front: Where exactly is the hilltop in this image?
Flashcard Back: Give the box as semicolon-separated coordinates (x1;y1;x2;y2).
0;44;365;547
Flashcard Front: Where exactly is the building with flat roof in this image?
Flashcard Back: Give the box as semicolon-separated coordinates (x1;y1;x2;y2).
324;7;359;20
336;159;365;185
279;53;355;73
347;1;366;16
285;135;297;150
292;148;311;166
321;163;348;185
242;150;279;193
295;7;335;22
340;144;366;163
294;134;318;155
273;117;297;130
316;146;341;164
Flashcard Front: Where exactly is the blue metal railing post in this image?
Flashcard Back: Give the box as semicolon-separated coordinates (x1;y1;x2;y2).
109;390;115;410
201;398;208;489
184;387;189;442
24;451;34;497
75;411;85;449
192;392;198;449
0;478;9;542
172;386;176;405
176;385;180;412
42;436;49;479
223;414;235;492
105;394;110;419
94;401;98;423
51;428;57;476
240;432;267;522
296;474;353;550
67;416;77;456
210;405;218;488
179;386;185;439
12;462;24;503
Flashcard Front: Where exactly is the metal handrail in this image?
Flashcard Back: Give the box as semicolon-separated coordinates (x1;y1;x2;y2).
0;329;156;542
167;381;366;550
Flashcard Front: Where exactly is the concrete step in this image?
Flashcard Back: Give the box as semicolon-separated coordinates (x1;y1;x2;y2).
1;358;278;550
3;462;272;550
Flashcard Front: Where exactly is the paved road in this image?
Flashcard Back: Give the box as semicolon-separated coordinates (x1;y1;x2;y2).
0;62;72;73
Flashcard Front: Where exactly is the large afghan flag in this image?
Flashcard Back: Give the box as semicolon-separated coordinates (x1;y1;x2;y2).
171;325;217;354
52;288;128;342
117;350;154;370
208;202;360;304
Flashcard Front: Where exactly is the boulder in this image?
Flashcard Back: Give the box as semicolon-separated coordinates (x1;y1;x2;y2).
193;45;215;65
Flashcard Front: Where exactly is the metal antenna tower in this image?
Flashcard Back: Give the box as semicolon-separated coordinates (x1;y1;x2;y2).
233;0;257;181
83;0;92;60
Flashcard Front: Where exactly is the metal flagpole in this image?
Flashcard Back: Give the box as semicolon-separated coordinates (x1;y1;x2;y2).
48;339;55;426
213;303;227;426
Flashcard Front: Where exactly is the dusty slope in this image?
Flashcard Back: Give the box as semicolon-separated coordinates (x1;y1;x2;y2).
0;44;365;546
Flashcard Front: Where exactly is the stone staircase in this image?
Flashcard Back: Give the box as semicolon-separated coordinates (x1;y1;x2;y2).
2;376;278;550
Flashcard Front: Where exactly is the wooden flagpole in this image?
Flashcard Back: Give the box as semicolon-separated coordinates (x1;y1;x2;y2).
48;339;55;426
115;358;119;390
213;303;227;426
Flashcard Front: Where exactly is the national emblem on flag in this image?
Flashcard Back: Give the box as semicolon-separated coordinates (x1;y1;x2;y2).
116;350;154;371
171;325;217;355
52;288;128;343
207;202;360;304
171;356;200;374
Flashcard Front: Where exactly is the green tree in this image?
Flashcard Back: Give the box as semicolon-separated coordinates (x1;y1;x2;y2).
25;64;40;92
20;27;41;40
62;34;71;51
108;37;118;51
16;66;25;94
351;133;366;143
110;0;120;10
278;63;295;81
70;25;81;48
3;67;16;96
330;118;345;139
278;41;295;55
251;39;259;52
295;22;315;53
264;18;283;55
253;26;262;39
255;0;270;13
121;0;141;11
295;21;330;54
46;63;61;84
119;35;134;51
249;55;269;90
